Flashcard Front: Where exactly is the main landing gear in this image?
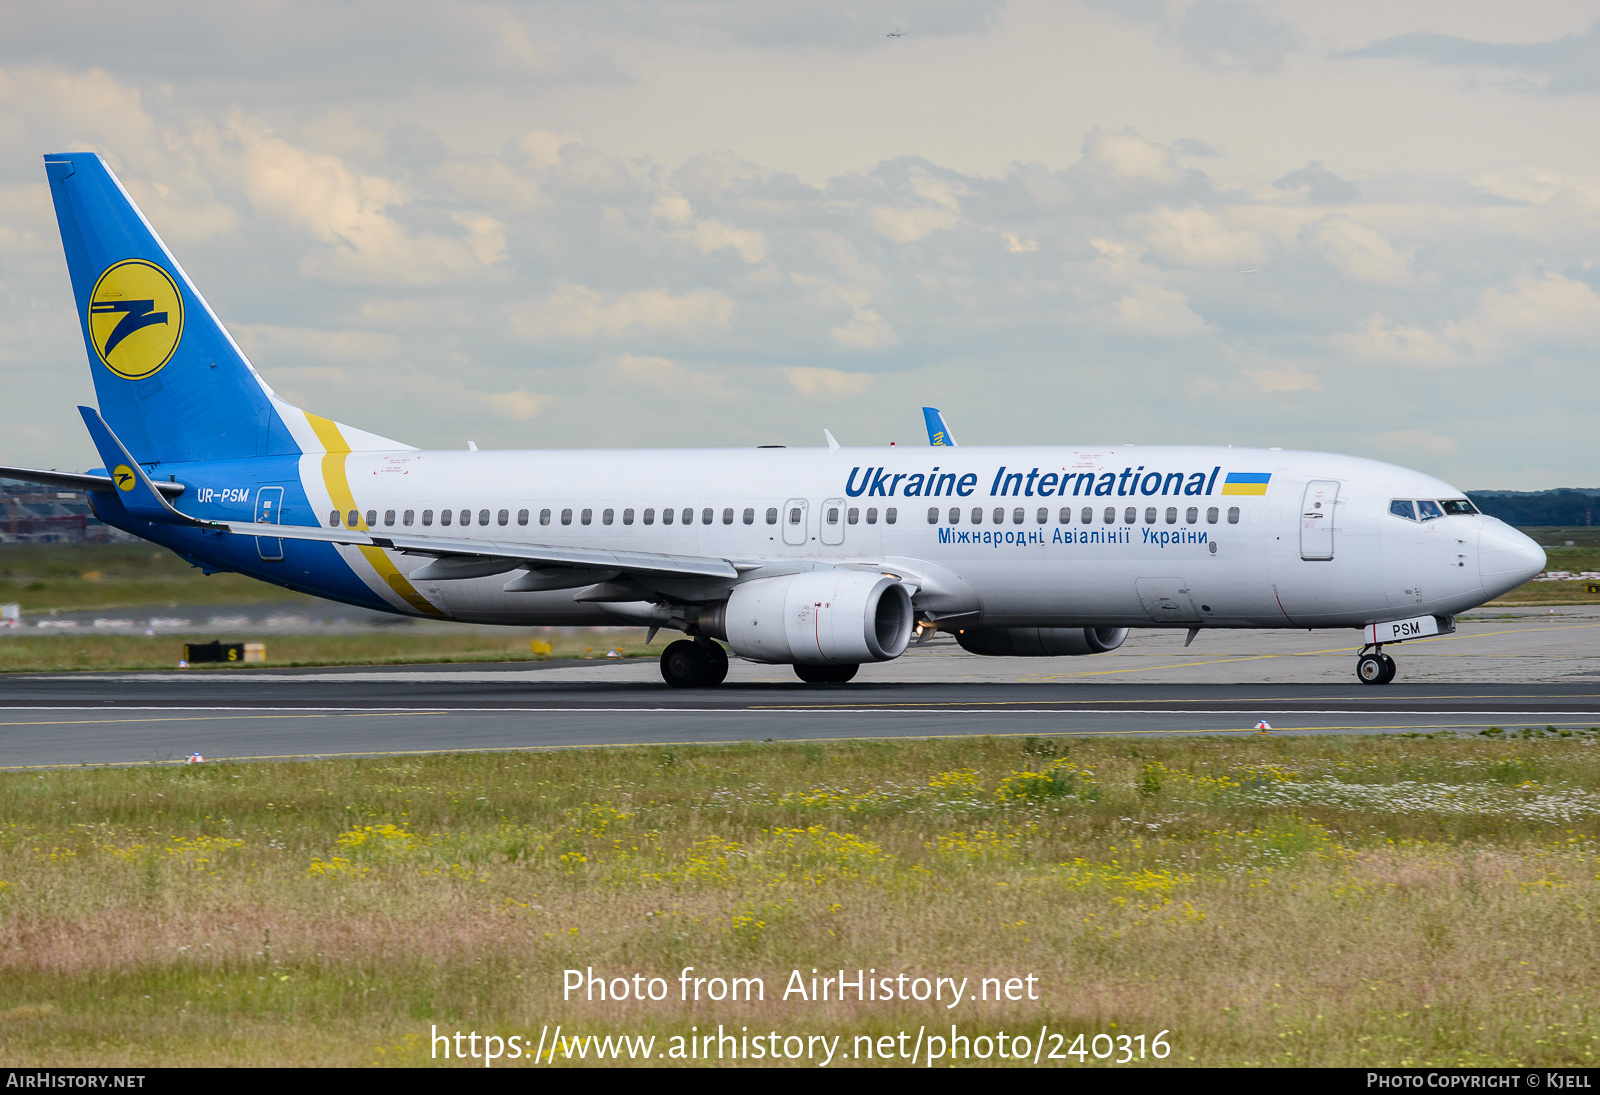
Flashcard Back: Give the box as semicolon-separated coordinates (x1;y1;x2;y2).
660;638;730;689
1356;645;1397;686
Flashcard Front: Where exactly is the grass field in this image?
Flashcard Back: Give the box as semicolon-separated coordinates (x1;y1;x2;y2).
0;629;652;673
1;733;1597;1067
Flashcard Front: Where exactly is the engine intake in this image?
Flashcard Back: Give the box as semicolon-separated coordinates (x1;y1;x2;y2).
716;571;914;664
956;626;1128;657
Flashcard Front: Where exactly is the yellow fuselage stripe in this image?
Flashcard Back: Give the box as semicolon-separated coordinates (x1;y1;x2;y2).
305;413;444;618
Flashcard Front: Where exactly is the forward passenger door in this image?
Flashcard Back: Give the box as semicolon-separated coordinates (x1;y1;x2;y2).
1300;481;1339;561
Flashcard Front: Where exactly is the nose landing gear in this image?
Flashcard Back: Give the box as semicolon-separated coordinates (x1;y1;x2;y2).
1356;645;1397;685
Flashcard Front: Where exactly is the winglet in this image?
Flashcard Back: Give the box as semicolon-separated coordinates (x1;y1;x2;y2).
77;406;200;526
824;429;840;451
922;407;957;446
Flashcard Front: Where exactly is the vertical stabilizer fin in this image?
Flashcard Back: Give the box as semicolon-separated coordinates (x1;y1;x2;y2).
922;407;957;447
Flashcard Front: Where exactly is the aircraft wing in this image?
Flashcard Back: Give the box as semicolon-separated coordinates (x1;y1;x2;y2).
208;519;740;581
0;464;185;496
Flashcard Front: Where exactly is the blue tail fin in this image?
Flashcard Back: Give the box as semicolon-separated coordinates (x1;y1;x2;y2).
45;153;300;466
922;407;957;447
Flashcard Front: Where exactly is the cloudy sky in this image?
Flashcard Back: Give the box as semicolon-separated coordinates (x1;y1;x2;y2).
3;1;1600;488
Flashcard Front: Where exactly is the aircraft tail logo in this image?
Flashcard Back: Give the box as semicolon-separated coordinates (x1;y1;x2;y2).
87;259;184;380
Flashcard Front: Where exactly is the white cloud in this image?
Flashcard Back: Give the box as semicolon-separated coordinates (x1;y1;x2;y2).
1303;215;1413;286
781;366;874;398
508;283;736;340
1137;206;1267;268
1246;366;1323;393
1086;283;1211;338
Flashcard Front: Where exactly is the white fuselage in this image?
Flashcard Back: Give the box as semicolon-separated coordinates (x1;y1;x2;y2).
284;443;1543;632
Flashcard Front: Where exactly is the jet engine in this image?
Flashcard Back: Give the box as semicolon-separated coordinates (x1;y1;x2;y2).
709;570;914;665
955;626;1128;657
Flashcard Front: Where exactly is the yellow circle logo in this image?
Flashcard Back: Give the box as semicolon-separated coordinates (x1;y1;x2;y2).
111;465;136;492
87;259;184;380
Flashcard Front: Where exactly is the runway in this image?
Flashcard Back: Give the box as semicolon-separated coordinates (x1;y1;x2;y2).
3;605;1597;768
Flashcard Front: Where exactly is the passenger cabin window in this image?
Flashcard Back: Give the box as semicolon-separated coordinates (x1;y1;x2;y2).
1012;508;1024;524
928;507;939;524
702;508;713;525
1206;507;1218;524
561;508;572;526
1186;507;1197;524
1145;508;1157;524
403;510;414;527
766;508;778;525
826;506;840;525
1082;507;1093;525
866;507;878;524
1059;508;1071;524
788;507;802;525
1124;507;1137;524
478;509;490;526
1227;507;1240;524
623;508;635;525
643;508;655;525
682;508;693;525
972;508;984;525
365;510;377;528
603;509;614;525
581;508;592;525
949;507;961;524
384;510;396;527
327;510;339;527
422;510;434;526
1389;499;1417;521
346;510;359;528
723;508;734;525
441;510;453;527
459;510;470;526
663;508;674;525
1417;499;1444;521
992;507;1004;524
1103;507;1115;524
517;509;528;525
497;509;509;526
743;508;754;525
1441;499;1478;516
1037;507;1048;524
539;509;551;526
847;507;859;524
885;507;896;524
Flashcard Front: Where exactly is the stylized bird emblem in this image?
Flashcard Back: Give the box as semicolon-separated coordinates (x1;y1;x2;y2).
90;299;168;356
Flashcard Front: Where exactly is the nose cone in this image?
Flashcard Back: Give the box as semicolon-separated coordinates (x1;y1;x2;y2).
1478;520;1546;599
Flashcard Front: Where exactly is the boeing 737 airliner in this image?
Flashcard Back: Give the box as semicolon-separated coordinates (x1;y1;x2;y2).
1;154;1547;687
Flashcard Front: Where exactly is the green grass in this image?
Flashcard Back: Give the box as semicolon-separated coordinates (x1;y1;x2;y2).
2;732;1598;1066
0;543;321;612
0;630;652;673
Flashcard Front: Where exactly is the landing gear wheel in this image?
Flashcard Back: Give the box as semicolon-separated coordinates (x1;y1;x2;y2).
1356;652;1392;686
661;639;709;688
794;663;859;684
701;640;729;686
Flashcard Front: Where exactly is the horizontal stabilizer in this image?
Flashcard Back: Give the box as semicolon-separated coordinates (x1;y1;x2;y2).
0;464;183;496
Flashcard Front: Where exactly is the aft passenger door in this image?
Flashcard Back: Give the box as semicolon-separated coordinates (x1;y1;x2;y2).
782;498;809;546
254;486;284;562
1300;481;1339;561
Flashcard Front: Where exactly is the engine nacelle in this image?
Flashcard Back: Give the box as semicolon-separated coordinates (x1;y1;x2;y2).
719;571;914;664
956;626;1129;657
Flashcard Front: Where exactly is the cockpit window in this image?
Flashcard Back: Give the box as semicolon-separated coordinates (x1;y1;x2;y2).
1416;499;1444;521
1389;499;1416;521
1441;498;1478;516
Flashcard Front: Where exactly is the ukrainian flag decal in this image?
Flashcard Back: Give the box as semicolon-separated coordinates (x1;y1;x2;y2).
1220;472;1271;496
